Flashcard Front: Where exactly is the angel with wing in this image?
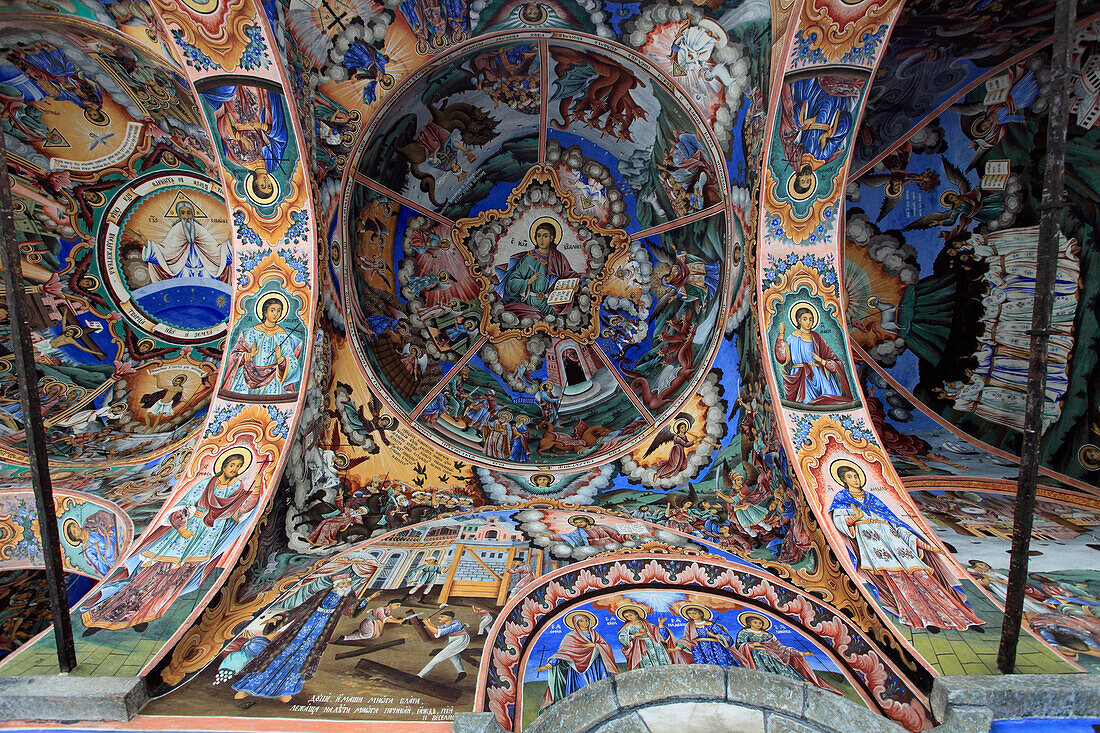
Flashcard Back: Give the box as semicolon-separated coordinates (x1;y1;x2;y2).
858;169;941;221
903;156;1005;244
854;140;941;221
644;413;694;480
400;343;428;378
644;412;718;481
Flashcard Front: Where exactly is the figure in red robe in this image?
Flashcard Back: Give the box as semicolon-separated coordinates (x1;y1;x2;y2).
616;605;675;669
306;496;366;546
537;610;618;709
735;613;841;693
774;306;852;406
81;449;258;634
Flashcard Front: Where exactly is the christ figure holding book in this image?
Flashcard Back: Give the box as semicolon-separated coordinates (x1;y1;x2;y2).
500;218;580;318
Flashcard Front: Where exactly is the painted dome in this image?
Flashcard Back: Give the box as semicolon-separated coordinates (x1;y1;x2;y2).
343;36;736;470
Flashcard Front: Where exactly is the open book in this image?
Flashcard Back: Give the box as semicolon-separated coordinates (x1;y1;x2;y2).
981;159;1010;190
546;277;579;306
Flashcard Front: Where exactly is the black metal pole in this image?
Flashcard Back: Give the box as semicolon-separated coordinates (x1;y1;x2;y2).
996;0;1076;674
0;132;77;671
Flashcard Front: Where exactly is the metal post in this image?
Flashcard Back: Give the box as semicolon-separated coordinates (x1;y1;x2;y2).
0;132;77;671
996;0;1076;674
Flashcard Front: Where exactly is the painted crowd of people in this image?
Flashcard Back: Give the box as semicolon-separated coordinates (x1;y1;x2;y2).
538;603;839;711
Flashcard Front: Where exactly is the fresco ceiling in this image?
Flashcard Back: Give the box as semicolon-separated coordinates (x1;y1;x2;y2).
0;15;227;468
344;36;736;472
0;0;1097;731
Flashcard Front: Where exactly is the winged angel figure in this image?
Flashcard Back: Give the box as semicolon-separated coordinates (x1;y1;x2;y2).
902;156;1005;244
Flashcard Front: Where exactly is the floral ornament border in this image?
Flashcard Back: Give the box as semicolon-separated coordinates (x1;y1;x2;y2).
786;0;902;71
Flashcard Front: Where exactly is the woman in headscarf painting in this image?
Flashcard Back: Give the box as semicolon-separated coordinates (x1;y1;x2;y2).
536;610;618;709
674;604;742;666
615;603;674;669
734;612;840;692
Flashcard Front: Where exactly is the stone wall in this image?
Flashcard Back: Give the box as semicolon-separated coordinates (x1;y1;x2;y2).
455;667;1100;733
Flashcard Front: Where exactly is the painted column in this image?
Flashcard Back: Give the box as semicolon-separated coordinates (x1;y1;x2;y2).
0;0;318;676
757;0;1075;676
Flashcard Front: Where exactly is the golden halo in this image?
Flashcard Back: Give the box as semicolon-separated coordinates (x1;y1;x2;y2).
497;410;513;422
540;382;555;393
939;189;960;208
1078;444;1100;471
971;114;994;138
615;603;649;622
515;414;530;426
531;472;554;485
738;612;771;630
61;517;82;546
787;167;817;201
788;301;819;329
567;514;592;526
255;291;290;323
214;446;253;475
564;610;598;630
673;417;691;433
529;216;560;245
829;458;866;488
245;171;280;206
518;2;549;25
678;604;713;621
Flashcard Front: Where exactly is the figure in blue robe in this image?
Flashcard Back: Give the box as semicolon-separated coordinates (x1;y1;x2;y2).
509;421;530;462
342;41;389;104
200;85;289;200
677;610;740;666
232;576;359;701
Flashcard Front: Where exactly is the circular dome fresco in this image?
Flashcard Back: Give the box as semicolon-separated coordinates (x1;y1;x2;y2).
0;18;227;466
343;34;733;472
